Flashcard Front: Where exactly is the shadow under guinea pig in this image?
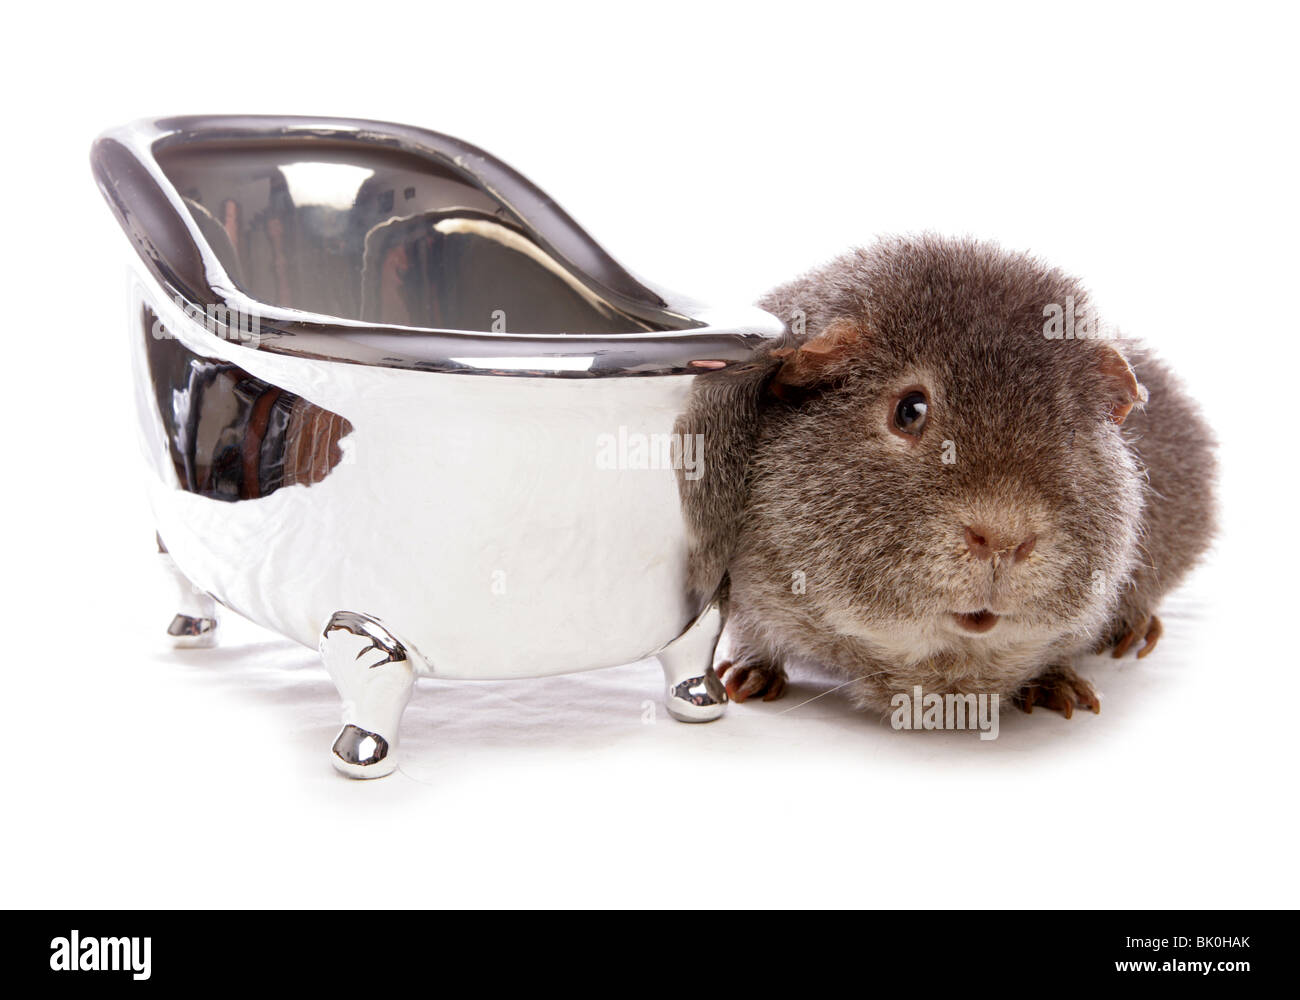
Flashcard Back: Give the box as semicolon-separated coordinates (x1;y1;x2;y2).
158;581;1210;783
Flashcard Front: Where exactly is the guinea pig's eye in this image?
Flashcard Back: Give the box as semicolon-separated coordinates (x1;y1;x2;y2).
892;390;929;436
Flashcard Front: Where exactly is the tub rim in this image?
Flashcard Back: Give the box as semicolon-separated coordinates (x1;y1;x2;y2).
92;115;786;377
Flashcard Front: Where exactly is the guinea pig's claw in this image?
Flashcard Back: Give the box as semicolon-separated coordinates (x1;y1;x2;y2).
1014;666;1100;718
1135;616;1163;659
1111;614;1163;659
717;660;788;703
1111;630;1137;658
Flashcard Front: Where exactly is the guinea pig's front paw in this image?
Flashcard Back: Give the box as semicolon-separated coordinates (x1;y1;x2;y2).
717;659;787;703
1103;614;1164;659
1014;665;1100;719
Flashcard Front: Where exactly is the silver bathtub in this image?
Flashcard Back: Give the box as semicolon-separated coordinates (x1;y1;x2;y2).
92;115;785;777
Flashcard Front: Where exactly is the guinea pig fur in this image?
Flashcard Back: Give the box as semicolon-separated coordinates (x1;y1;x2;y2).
690;235;1217;717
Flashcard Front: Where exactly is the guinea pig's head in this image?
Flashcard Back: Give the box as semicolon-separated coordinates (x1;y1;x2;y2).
749;236;1146;650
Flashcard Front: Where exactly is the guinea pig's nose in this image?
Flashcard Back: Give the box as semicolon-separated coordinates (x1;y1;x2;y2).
964;525;1037;564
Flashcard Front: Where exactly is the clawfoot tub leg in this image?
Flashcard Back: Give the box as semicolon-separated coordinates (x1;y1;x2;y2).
658;601;728;723
159;549;219;648
319;612;417;779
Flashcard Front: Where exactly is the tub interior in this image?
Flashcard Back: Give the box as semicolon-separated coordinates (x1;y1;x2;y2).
155;138;686;335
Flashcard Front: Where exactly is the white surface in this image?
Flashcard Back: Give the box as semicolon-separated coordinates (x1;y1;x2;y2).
2;1;1297;908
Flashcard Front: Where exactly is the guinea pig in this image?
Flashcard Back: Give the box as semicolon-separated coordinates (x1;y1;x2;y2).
702;235;1216;717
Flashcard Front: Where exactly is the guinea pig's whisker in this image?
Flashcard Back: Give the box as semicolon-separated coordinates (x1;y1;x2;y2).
775;675;874;715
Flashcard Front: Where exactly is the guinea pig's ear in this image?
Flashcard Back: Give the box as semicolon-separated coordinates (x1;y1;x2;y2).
769;318;862;403
1096;343;1148;425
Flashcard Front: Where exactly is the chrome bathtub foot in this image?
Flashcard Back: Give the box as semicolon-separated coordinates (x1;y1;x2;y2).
320;612;417;779
658;601;728;723
159;550;219;648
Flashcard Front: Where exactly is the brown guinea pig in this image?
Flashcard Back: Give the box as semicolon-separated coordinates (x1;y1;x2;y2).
704;235;1216;716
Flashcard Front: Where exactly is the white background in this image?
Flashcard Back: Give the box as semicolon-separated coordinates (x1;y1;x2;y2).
2;2;1297;908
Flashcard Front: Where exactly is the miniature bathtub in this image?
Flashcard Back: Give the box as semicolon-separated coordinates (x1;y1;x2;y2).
91;115;784;777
